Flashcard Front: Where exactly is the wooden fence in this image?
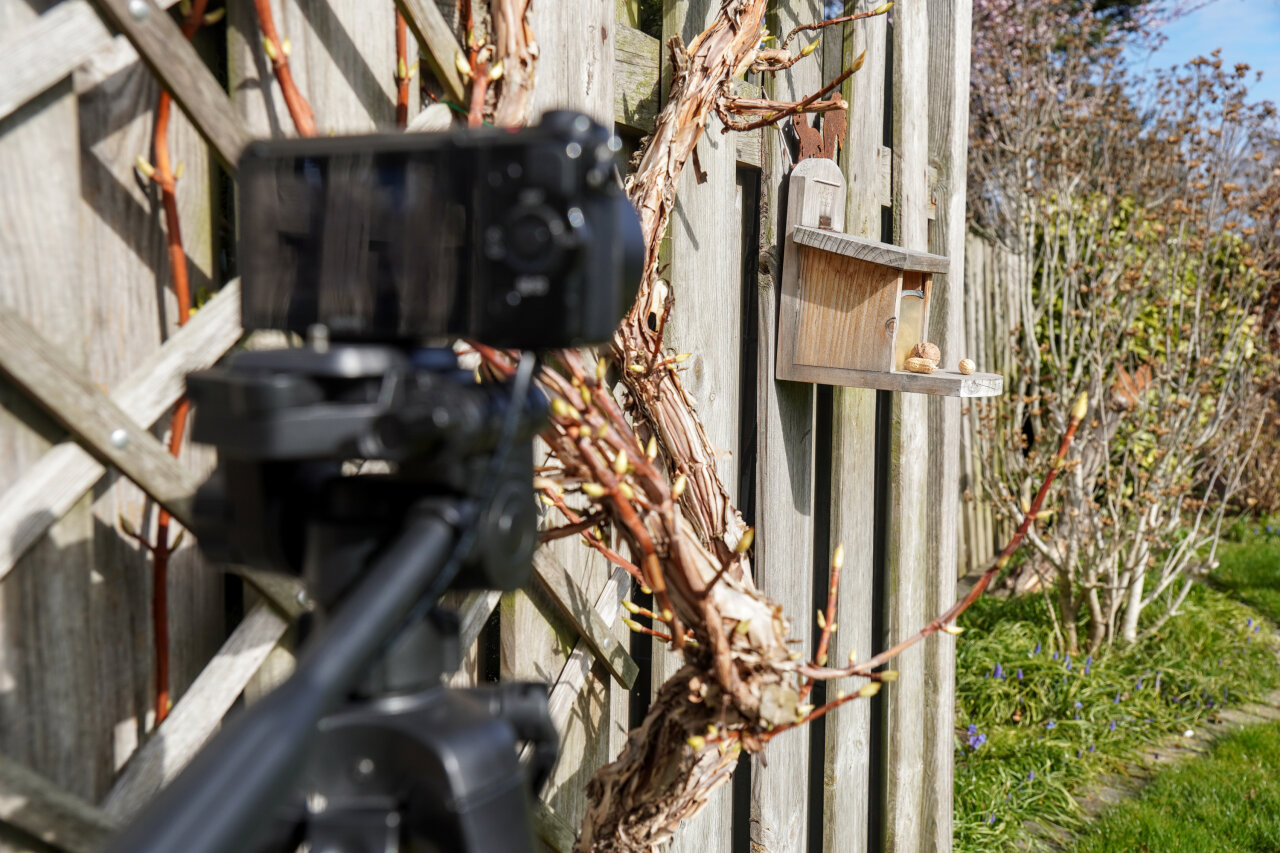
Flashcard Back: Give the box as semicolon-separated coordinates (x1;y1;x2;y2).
958;234;1021;575
0;0;975;851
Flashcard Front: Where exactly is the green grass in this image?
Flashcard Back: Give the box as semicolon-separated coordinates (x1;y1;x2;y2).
1212;521;1280;624
1068;720;1280;852
953;571;1280;851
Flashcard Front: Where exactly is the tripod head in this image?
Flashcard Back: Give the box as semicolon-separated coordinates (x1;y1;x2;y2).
105;341;557;853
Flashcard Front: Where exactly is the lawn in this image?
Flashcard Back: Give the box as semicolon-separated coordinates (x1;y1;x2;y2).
953;523;1280;851
1212;522;1280;624
1068;720;1280;852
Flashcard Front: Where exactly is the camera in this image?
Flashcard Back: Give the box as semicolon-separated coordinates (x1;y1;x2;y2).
238;110;644;348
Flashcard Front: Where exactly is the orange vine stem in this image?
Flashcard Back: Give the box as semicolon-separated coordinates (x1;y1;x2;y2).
780;4;893;50
721;51;865;133
395;10;410;128
142;0;209;725
252;0;317;137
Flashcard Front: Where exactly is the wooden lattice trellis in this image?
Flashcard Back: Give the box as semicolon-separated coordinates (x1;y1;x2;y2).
0;0;978;850
0;3;638;850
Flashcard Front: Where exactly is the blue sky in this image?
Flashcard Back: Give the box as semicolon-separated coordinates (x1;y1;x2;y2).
1130;0;1280;105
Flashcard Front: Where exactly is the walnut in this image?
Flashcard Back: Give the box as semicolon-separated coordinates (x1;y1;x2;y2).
908;341;941;365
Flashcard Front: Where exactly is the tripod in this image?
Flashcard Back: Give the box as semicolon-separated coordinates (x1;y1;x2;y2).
104;341;557;853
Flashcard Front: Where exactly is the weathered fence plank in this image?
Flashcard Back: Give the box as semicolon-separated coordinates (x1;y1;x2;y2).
649;1;744;848
101;603;289;821
392;0;467;104
0;2;120;798
922;0;973;844
95;0;252;170
753;3;823;849
501;4;622;837
0;313;203;527
0;0;110;123
616;24;660;134
229;0;414;136
533;549;638;690
0;0;194;125
0;282;240;582
884;0;955;849
822;6;890;851
0;755;117;853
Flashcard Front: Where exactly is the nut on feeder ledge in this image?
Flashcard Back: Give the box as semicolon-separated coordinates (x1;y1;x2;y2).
774;159;1003;398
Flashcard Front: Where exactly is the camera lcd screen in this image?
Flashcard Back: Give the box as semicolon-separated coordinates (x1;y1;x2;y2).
239;136;475;342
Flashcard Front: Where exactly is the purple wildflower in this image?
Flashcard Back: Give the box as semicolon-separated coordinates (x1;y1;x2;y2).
1089;744;1096;752
1136;677;1143;690
1109;719;1116;731
1065;658;1072;671
1017;668;1024;681
1114;692;1122;704
1052;652;1059;661
1045;720;1056;730
968;723;978;735
1076;749;1082;758
988;814;996;825
1027;770;1036;782
1248;617;1254;629
1032;642;1041;656
1075;701;1083;708
968;732;988;750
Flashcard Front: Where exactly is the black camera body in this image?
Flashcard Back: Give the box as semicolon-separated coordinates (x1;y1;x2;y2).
239;110;643;349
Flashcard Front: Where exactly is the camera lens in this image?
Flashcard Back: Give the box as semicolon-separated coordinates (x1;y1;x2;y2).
502;204;572;273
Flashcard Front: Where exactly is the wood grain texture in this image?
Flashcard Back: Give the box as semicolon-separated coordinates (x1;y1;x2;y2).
0;755;117;853
534;549;638;689
615;24;660;133
94;0;251;171
0;28;116;799
500;4;619;838
776;159;846;385
393;0;466;105
777;364;1002;397
0;0;110;123
790;249;901;374
820;6;890;849
229;0;413;136
918;0;973;843
752;2;823;848
0;311;203;527
0;0;189;125
101;603;289;821
883;0;937;848
792;225;950;273
0;3;223;805
0;281;239;579
647;2;744;848
543;566;632;744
